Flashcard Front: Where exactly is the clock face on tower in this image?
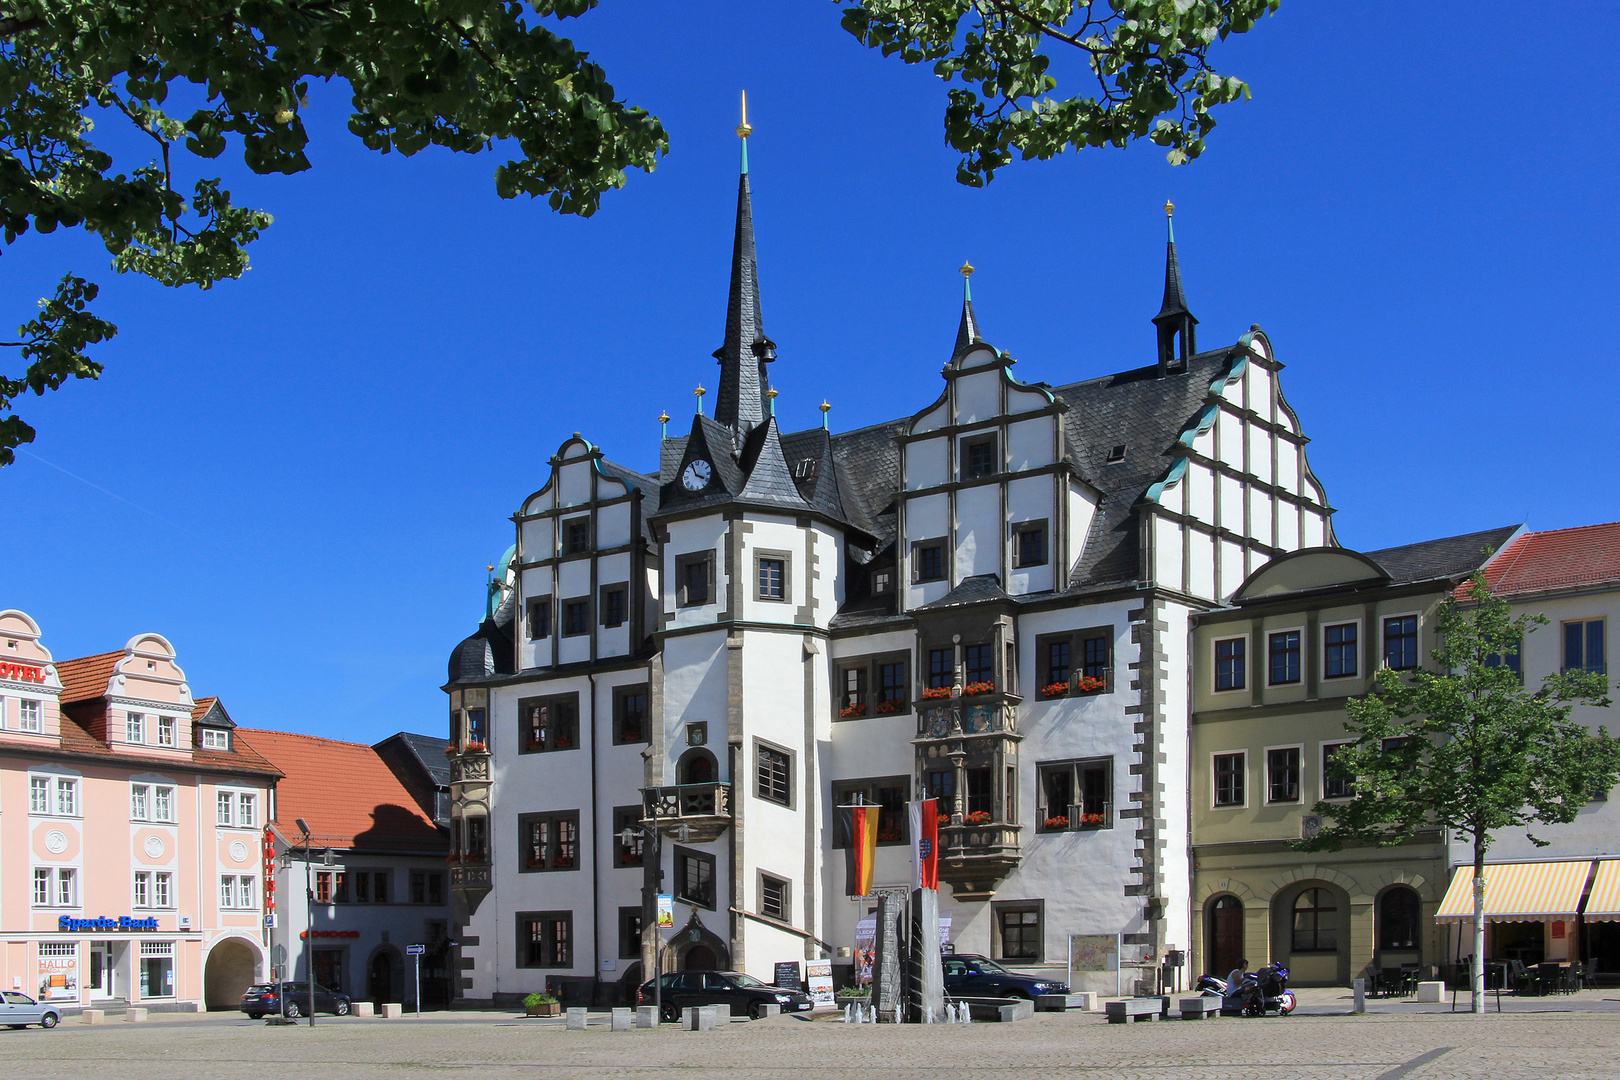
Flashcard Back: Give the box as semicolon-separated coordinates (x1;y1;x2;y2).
681;459;713;492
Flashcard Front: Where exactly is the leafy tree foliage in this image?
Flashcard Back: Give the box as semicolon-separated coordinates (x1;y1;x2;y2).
837;0;1280;185
0;0;666;464
1299;576;1619;1013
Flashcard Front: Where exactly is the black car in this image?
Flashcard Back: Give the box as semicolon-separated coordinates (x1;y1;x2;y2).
942;954;1069;999
637;970;815;1021
240;982;353;1018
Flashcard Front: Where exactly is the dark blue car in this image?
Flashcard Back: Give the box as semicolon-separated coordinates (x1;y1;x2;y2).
942;954;1069;999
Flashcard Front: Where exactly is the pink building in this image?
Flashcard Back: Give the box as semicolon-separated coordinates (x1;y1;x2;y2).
0;610;281;1011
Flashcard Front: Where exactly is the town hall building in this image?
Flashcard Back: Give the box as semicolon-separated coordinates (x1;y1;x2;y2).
441;123;1336;1006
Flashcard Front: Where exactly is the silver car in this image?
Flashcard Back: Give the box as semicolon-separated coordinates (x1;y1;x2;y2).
1;991;61;1029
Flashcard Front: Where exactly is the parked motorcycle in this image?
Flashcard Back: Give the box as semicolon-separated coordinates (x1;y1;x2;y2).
1195;973;1228;997
1238;963;1296;1016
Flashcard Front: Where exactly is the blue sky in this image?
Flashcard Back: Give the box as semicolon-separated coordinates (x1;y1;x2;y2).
4;3;1617;744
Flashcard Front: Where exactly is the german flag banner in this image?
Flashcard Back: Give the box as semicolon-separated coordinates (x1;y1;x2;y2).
840;804;879;897
909;798;939;891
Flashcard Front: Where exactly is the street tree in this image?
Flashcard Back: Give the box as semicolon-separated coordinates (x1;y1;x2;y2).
1298;575;1619;1014
0;0;666;464
837;0;1281;184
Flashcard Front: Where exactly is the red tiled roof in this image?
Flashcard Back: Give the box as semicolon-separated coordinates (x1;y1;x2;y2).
191;696;218;721
46;712;281;778
1477;522;1620;598
54;650;122;703
234;728;445;852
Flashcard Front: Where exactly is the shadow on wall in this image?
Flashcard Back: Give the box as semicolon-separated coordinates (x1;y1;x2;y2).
350;804;447;853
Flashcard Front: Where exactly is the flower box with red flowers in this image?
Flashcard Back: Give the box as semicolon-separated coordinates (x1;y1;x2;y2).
552;856;574;869
1043;815;1069;830
921;686;953;701
874;698;906;715
964;810;992;826
839;703;868;719
936;813;951;826
1079;812;1107;828
1074;675;1108;694
1039;682;1070;699
525;857;545;869
961;681;994;697
464;742;487;753
554;736;573;749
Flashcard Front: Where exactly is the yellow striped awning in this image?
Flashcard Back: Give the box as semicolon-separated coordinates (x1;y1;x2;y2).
1434;860;1592;923
1584;860;1620;923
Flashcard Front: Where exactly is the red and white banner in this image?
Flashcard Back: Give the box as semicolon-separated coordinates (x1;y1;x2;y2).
910;798;939;891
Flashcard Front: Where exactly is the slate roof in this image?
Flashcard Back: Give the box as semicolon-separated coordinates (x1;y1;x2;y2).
447;616;514;684
386;731;453;788
1475;522;1620;598
916;574;1012;612
192;696;236;729
236;728;445;852
55;650;120;703
1363;525;1521;585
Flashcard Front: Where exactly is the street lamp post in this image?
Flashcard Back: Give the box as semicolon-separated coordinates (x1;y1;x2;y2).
619;818;690;1024
295;818;316;1028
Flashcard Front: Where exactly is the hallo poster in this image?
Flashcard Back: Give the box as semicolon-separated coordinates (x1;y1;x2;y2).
37;943;78;1002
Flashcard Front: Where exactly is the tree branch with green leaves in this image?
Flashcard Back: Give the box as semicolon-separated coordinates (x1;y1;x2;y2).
836;0;1280;186
0;0;667;465
1297;574;1619;1013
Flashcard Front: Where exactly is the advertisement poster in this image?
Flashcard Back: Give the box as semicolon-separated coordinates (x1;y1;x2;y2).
37;943;78;1003
805;960;834;1007
853;914;877;987
656;894;674;929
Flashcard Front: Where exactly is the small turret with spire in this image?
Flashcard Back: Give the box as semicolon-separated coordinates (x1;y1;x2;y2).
953;259;983;361
1153;200;1198;374
712;91;775;448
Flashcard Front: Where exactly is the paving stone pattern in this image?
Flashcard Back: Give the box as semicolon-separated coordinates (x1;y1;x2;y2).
6;993;1619;1080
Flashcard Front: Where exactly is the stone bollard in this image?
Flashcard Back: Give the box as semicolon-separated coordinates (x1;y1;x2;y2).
636;1005;659;1028
1351;978;1365;1014
80;1010;105;1025
125;1008;149;1022
380;1002;403;1019
611;1008;633;1031
351;1001;375;1017
754;1003;778;1018
1414;981;1444;1003
565;1008;588;1030
682;1005;718;1031
1073;992;1098;1012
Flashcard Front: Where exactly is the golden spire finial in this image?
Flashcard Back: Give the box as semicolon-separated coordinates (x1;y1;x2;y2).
819;400;831;413
959;259;974;279
765;388;778;399
694;384;706;397
486;564;494;574
658;411;671;424
1164;200;1175;218
736;90;752;139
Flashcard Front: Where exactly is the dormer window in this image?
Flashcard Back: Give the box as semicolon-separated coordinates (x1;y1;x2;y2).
201;728;230;751
1106;445;1126;464
793;459;817;480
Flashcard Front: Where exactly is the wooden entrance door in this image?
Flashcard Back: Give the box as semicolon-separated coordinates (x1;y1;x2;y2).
1207;896;1244;977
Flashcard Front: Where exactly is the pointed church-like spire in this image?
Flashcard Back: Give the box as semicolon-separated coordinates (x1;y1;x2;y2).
1153;200;1198;373
953;259;983;360
713;91;774;440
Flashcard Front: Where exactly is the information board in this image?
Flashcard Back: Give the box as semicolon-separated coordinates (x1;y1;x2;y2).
773;961;802;991
804;960;834;1007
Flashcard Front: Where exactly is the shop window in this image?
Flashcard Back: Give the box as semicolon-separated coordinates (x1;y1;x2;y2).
1215;637;1247;691
139;941;175;998
755;742;792;807
1384;616;1419;670
1291;888;1338;953
313;949;344;993
760;874;789;921
912;540;947;583
1378;887;1421;951
674;847;716;909
613;806;644;867
1213;752;1246;807
1564;619;1607;674
831;777;909;846
613;685;649;744
600;586;628;628
993;902;1042;961
1268;631;1301;685
676;553;714;607
1323;623;1358;678
517;911;573;968
519;694;579;753
518;811;580;872
1266;747;1301;803
1036;758;1112;830
619;907;643;959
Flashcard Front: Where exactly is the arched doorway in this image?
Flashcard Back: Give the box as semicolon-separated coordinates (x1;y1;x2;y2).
683;944;717;971
203;938;259;1010
369;950;397;1004
1273;882;1349;986
678;747;718;786
1205;896;1244;978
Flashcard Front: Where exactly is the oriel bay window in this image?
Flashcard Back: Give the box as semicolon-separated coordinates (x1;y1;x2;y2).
831;777;909;845
925;647;953;695
965;766;993;820
519;694;578;753
963;643;994;693
519;811;580;872
517;911;573;968
1036;628;1113;696
1037;758;1113;831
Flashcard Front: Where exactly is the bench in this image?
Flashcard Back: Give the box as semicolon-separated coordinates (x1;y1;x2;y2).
1035;993;1093;1012
1104;998;1160;1024
1178;997;1220;1020
996;999;1035;1023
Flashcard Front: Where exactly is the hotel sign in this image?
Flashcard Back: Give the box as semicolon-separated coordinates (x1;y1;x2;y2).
0;662;46;683
58;915;160;933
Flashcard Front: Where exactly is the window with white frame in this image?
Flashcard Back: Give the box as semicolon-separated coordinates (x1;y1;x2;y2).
54;777;78;816
201;727;229;750
132;783;176;822
216;791;233;825
1212;752;1247;807
32;868;50;905
126;711;145;744
29;776;50;813
157;715;177;747
19;698;41;732
154;785;173;822
134;871;151;907
132;784;149;820
56;867;77;906
237;792;257;827
154;871;171;908
221;875;246;908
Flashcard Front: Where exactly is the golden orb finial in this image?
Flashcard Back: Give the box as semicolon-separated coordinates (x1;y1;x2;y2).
486;564;494;574
1164;200;1175;218
959;260;974;279
736;90;752;139
819;400;831;413
694;385;706;397
765;388;778;399
658;411;671;424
